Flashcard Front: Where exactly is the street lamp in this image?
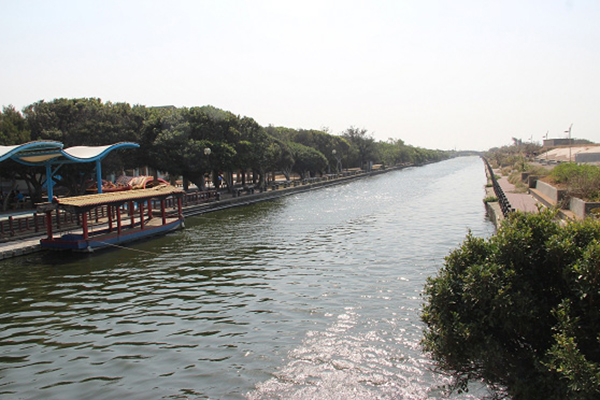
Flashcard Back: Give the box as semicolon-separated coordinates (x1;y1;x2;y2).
544;131;549;162
565;124;573;162
332;149;342;174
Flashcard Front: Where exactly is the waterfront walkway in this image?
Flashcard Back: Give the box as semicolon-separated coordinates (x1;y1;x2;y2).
0;235;42;259
485;168;542;227
494;173;540;213
487;166;585;228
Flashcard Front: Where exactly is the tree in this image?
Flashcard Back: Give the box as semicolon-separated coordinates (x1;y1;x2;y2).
6;97;451;197
0;105;30;144
230;116;264;187
421;210;600;399
292;129;351;173
0;106;39;207
24;98;137;146
287;142;328;179
376;138;416;167
22;98;143;194
342;126;375;169
130;105;167;178
150;109;207;190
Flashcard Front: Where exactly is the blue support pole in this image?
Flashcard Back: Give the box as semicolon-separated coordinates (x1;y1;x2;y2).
96;160;103;194
45;163;54;201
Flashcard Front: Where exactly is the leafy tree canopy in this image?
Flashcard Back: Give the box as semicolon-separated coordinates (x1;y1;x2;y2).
0;105;30;145
287;141;329;178
342;126;375;169
1;98;450;196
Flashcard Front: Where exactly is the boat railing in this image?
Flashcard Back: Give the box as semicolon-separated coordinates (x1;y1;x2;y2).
1;190;213;242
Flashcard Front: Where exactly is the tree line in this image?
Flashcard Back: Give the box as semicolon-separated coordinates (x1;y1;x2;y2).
0;98;449;204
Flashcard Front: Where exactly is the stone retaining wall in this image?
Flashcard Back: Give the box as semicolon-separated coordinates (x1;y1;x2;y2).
530;177;600;219
570;197;600;219
535;180;568;207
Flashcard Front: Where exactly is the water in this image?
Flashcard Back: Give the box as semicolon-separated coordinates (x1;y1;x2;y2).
0;156;495;399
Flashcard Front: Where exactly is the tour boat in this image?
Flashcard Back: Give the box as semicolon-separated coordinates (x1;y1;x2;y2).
38;184;185;252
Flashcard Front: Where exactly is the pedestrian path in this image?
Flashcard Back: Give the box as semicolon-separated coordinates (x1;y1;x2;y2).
494;174;541;213
0;234;43;259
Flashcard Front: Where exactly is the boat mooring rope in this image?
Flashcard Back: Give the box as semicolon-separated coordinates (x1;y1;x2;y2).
95;241;160;256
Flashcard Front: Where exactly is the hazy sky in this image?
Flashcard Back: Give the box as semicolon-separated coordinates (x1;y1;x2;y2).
1;0;599;150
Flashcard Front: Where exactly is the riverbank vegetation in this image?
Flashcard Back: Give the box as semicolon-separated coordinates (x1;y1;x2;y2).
422;210;600;399
0;98;450;205
546;163;600;202
486;139;550;193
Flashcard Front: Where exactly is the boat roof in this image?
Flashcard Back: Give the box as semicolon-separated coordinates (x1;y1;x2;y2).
53;185;184;211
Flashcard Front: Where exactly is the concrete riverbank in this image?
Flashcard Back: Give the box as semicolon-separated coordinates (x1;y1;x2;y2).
0;165;408;260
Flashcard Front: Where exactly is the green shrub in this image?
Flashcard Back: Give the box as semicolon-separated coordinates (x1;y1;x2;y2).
422;211;600;399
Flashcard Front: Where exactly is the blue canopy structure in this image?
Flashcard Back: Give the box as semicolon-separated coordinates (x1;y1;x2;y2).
0;141;140;200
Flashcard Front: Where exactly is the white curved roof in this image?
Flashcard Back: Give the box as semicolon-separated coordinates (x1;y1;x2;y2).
0;141;139;165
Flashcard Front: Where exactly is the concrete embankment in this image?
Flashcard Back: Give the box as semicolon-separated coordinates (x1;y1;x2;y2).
0;165;409;260
484;185;504;228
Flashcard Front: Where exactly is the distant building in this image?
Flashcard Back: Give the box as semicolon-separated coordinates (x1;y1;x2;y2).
150;105;177;111
575;147;600;164
543;138;593;147
543;138;573;147
537;144;600;164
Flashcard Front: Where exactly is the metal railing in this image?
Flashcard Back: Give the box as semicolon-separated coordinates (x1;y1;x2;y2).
482;157;514;217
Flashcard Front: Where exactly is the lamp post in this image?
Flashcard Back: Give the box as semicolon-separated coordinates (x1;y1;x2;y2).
204;147;211;189
565;124;573;163
544;131;549;162
332;149;342;175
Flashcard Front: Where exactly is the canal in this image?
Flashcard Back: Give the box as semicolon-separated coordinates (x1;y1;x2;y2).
0;156;495;399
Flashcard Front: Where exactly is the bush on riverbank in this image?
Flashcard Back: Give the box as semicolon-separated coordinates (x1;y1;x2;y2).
422;210;600;399
482;195;498;203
